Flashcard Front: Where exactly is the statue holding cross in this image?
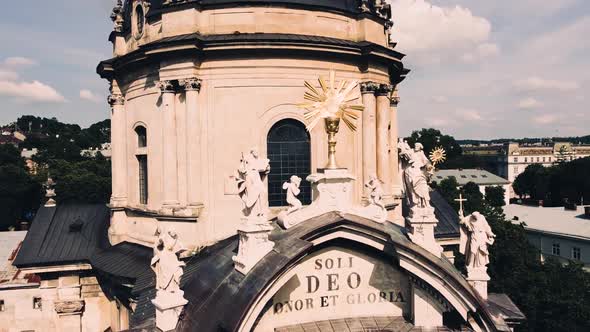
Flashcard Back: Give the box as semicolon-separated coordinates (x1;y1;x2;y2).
455;192;467;218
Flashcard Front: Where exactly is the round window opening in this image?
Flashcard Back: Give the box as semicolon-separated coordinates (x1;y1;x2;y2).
134;4;145;39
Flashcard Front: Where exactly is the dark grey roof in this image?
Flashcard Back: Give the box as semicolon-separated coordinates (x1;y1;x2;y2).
169;212;494;332
91;242;153;280
13;204;110;268
276;316;415;332
487;293;526;323
125;0;387;19
431;190;461;239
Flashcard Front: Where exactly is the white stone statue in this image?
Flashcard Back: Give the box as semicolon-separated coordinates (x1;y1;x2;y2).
237;147;271;218
151;227;186;296
365;175;385;210
460;212;496;272
283;175;303;214
361;175;387;223
399;141;432;208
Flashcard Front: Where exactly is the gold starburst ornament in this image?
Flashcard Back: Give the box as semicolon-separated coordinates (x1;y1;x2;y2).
297;70;364;169
429;147;447;167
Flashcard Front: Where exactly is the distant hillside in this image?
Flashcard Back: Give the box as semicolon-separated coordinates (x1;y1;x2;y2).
457;135;590;146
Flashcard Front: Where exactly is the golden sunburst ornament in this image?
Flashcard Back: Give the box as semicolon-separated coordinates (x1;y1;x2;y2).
297;70;365;132
429;147;447;167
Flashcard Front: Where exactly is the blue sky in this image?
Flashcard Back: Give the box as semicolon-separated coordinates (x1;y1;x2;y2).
0;0;587;139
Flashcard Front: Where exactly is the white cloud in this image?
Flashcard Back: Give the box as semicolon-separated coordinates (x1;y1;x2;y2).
517;97;543;109
431;95;448;103
455;108;483;121
514;76;579;91
389;0;492;62
2;57;37;67
79;89;101;103
0;69;18;81
533;114;558;125
0;80;66;103
461;43;500;62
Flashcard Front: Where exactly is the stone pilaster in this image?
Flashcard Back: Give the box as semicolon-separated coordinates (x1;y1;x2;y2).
180;78;203;215
376;84;394;198
360;82;379;194
157;80;180;214
108;92;127;208
389;88;401;196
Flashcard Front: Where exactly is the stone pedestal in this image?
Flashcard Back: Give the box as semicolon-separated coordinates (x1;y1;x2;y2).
466;267;490;299
278;168;355;229
232;217;275;275
406;206;442;257
152;291;188;332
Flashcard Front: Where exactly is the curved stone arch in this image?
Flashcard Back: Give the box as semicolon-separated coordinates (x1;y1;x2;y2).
237;215;499;332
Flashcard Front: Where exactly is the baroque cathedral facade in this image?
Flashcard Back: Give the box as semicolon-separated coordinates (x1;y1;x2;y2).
9;1;524;332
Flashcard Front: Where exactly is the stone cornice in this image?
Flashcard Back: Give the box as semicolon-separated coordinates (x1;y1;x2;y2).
107;93;125;106
360;81;380;94
156;80;176;93
375;83;394;96
97;33;408;80
179;77;202;92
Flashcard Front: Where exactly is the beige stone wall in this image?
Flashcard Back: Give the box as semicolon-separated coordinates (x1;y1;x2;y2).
110;57;401;248
0;287;51;332
119;6;388;56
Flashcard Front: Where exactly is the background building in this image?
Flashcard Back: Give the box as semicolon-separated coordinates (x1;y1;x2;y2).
505;204;590;270
463;142;590;197
432;169;511;206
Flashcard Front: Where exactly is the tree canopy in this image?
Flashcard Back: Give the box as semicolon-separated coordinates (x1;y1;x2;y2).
513;158;590;206
436;182;590;331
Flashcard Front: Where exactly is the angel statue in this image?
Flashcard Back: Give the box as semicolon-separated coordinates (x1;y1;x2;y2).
460;212;496;272
151;227;186;296
283;175;303;214
365;175;385;211
399;140;433;208
237;147;271;218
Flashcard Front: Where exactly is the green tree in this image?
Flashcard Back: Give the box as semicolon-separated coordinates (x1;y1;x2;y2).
406;128;462;161
485;186;506;208
436;176;460;211
0;145;41;230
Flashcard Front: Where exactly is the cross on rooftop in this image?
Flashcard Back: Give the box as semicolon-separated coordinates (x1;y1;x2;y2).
455;192;467;218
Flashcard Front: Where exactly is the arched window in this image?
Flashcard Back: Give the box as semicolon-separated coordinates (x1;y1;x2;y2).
135;126;147;148
135;125;148;204
267;119;311;207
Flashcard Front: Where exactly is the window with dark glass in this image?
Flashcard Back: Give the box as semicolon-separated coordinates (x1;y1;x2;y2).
267;119;311;207
552;243;560;256
0;299;4;312
138;155;148;205
572;247;581;261
135;5;145;37
33;297;42;310
136;126;147;148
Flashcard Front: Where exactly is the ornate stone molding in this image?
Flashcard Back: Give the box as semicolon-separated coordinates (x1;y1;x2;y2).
107;93;125;106
110;0;124;33
390;90;400;106
54;300;85;315
156;80;175;93
179;78;202;92
376;83;394;96
360;81;380;94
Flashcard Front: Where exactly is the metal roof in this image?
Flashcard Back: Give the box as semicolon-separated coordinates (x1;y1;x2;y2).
504;204;590;241
433;169;510;186
13;204;110;268
431;191;461;239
